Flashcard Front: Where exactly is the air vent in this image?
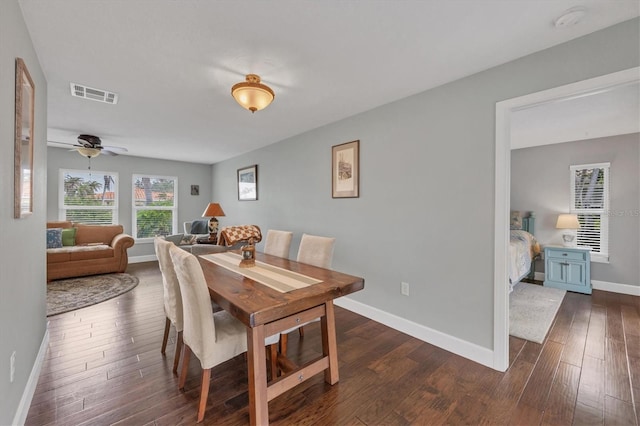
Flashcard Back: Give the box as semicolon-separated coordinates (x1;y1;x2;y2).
70;83;118;104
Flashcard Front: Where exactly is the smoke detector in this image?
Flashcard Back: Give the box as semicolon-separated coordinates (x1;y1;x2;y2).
554;7;587;29
70;83;118;104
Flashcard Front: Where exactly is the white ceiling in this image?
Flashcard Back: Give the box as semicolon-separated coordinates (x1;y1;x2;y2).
19;0;639;164
511;81;640;149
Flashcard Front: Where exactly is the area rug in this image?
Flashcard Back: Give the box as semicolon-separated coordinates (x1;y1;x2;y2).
509;282;566;344
47;273;139;316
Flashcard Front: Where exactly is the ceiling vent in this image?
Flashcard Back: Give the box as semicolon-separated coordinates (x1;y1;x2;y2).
70;83;118;104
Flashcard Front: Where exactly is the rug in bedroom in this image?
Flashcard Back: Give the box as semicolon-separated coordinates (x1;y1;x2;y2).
47;273;139;317
509;282;566;344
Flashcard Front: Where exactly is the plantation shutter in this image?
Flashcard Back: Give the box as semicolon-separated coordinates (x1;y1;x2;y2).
570;163;609;259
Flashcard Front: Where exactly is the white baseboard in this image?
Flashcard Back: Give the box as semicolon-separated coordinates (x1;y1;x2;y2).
592;280;640;296
129;255;157;264
334;297;494;369
13;328;49;426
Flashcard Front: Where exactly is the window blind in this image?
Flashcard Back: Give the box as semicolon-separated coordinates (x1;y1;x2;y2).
570;163;609;259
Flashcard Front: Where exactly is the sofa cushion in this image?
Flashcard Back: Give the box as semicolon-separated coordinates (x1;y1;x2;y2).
61;227;77;246
75;224;124;245
47;221;73;229
47;228;63;248
47;244;113;263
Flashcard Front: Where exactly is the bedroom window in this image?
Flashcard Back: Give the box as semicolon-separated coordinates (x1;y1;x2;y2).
570;162;609;262
60;169;118;224
132;175;178;240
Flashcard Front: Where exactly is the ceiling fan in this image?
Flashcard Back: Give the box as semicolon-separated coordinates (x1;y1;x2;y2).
51;134;128;158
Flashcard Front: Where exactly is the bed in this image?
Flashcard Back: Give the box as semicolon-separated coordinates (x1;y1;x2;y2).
509;211;541;292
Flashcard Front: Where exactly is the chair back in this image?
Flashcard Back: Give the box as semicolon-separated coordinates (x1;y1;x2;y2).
296;233;335;269
154;237;183;332
169;245;219;367
264;230;293;258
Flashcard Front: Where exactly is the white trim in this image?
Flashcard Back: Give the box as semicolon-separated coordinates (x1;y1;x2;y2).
335;296;494;369
13;329;49;426
592;280;640;296
129;254;158;264
494;67;640;372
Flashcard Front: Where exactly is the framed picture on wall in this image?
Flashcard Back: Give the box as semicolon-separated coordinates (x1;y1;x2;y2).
332;140;359;198
238;164;258;201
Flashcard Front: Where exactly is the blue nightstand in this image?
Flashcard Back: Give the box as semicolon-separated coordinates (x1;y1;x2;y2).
543;245;591;294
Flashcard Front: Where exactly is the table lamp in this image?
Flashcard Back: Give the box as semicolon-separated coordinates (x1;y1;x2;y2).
556;213;580;247
202;202;225;241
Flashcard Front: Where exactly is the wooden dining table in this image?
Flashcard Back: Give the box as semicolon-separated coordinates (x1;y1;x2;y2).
197;251;365;425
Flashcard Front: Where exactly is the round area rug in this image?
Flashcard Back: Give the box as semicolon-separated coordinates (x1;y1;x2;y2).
47;273;139;316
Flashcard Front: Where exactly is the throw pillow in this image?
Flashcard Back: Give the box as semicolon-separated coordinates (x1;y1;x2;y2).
61;227;77;246
47;228;63;248
510;210;523;230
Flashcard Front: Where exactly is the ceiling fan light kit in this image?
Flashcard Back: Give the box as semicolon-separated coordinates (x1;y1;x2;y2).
77;147;101;158
231;74;275;113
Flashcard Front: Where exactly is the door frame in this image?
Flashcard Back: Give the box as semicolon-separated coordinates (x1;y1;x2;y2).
492;67;639;371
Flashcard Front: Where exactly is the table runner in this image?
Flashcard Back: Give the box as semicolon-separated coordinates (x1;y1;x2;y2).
200;252;322;293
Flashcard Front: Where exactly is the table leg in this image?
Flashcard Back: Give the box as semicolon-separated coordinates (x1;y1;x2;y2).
247;325;268;426
321;300;339;385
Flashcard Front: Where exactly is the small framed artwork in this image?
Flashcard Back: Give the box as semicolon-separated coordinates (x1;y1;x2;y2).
332;140;359;198
238;164;258;201
190;185;199;196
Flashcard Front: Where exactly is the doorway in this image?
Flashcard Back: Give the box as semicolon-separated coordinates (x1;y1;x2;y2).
492;67;640;371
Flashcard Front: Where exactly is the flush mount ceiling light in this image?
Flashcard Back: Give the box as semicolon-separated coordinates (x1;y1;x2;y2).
231;74;275;113
554;6;587;29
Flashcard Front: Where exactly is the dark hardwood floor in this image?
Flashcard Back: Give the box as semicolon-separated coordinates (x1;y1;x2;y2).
27;262;639;425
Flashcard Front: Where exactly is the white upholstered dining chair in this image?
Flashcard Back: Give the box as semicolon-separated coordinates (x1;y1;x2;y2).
168;245;279;423
279;233;336;357
263;229;293;258
154;237;184;374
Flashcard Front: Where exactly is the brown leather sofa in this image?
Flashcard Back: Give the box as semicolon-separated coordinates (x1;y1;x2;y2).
46;221;134;281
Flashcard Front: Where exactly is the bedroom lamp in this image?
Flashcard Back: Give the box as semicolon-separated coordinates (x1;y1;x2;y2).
231;74;275;113
556;213;580;247
202;202;225;241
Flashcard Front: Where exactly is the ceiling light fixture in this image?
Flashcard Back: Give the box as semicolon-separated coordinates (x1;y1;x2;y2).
554;6;587;29
77;147;101;158
231;74;275;113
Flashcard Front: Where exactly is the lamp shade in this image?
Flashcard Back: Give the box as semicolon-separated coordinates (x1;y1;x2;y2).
202;203;225;217
556;213;580;229
231;74;275;113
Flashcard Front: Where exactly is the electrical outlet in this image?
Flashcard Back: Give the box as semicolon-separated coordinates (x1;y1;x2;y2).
401;282;410;296
10;351;16;383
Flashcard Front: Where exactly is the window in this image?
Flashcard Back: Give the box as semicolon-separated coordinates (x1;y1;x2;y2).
133;175;177;240
570;162;609;262
60;169;118;224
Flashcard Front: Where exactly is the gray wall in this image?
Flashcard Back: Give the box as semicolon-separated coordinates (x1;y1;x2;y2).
511;134;640;286
212;19;639;350
0;0;48;422
47;146;214;258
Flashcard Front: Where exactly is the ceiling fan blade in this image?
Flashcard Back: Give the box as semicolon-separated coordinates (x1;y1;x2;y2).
100;149;118;156
102;145;128;152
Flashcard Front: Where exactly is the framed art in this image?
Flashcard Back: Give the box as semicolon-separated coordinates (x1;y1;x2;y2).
238;164;258;201
190;184;199;196
332;140;359;198
14;58;35;218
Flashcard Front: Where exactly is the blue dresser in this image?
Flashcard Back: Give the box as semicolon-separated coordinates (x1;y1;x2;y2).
544;245;591;294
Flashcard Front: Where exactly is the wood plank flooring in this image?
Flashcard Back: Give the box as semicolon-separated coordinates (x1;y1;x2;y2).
26;263;639;425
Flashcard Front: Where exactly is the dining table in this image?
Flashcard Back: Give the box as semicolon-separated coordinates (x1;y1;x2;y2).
197;250;365;425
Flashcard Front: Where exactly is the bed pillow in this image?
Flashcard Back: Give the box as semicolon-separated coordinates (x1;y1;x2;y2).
47;228;63;248
510;210;522;230
61;227;77;246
